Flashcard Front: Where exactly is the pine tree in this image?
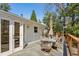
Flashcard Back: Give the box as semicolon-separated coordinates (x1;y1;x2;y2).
30;10;37;22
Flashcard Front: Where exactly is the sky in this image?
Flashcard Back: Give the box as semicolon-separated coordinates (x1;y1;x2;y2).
9;3;56;22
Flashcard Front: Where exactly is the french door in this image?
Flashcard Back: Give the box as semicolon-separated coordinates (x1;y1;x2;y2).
1;20;9;52
13;22;21;52
0;19;23;55
0;20;11;55
14;22;20;48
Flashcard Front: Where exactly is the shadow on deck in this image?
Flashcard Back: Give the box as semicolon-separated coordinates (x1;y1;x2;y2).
10;40;63;56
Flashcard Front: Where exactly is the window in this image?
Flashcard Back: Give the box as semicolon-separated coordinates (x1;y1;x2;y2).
1;20;9;52
34;27;38;33
14;22;20;48
27;26;29;28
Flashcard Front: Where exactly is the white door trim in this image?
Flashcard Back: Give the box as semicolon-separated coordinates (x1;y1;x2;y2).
0;18;1;53
0;19;13;56
13;22;23;53
0;20;24;56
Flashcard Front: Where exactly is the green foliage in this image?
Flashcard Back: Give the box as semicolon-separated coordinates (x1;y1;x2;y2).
66;23;79;47
55;3;79;26
30;10;37;22
53;18;63;33
43;11;62;33
72;23;79;37
0;3;11;12
43;11;56;28
66;25;73;34
43;11;50;27
65;3;79;26
43;3;79;36
55;3;79;36
66;22;79;37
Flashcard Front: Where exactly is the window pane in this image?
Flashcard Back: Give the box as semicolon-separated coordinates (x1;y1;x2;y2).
1;20;9;52
34;27;38;33
14;22;20;48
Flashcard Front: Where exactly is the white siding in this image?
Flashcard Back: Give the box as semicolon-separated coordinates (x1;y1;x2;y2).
23;23;45;46
0;10;45;55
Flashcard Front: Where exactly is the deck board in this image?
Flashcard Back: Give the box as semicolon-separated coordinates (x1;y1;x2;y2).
10;40;63;56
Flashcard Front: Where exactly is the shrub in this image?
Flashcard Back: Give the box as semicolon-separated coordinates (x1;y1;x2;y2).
66;22;79;37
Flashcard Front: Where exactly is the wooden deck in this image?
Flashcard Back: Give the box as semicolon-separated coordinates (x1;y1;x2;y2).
10;39;63;56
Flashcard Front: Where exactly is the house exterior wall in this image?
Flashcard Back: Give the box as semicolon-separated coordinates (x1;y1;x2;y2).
0;10;45;55
23;20;45;47
0;10;24;55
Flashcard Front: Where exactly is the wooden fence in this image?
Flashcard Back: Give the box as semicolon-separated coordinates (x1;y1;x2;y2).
66;34;79;56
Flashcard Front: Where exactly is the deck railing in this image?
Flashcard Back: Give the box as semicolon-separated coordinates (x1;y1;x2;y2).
66;34;79;56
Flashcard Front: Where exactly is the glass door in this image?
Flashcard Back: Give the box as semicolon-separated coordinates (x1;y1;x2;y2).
14;22;20;48
1;20;9;52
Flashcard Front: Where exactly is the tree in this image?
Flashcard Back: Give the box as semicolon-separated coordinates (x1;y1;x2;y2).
43;4;56;27
30;10;37;22
55;3;67;25
66;3;79;26
43;11;56;28
43;11;50;27
0;3;11;12
53;19;63;33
